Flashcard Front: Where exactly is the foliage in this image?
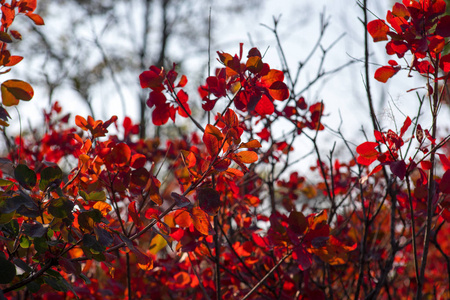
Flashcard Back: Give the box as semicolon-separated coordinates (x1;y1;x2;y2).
0;0;450;299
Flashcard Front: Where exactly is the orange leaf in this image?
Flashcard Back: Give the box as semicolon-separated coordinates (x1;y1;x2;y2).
261;69;284;88
234;151;258;164
1;79;34;106
225;168;244;178
239;139;262;149
93;202;112;216
269;81;289;100
5;56;23;67
191;207;210;235
173;210;192;228
374;66;399;83
26;13;44;26
246;56;263;73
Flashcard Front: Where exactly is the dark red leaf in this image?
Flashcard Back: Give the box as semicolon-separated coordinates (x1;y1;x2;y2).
197;188;221;216
390;160;406;180
440;170;450;194
436;15;450;37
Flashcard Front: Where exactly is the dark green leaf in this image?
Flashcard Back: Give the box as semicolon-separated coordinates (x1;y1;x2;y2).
82;234;105;253
0;255;16;284
39;166;63;191
48;197;74;219
14;164;36;190
33;237;49;253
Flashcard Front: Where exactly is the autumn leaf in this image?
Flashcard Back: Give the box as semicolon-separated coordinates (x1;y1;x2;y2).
233;151;258;164
191;207;211;235
1;80;34;106
268;81;289;100
197;187;221;216
356;141;379;166
374;65;399;83
203;124;224;157
367;19;390;42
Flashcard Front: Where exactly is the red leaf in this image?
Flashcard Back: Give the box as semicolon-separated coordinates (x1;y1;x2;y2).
203;124;223;157
439;170;450;194
374;66;399;83
139;68;164;91
107;143;131;167
255;94;274;115
239;139;262;149
128;201;142;227
269;81;289;100
438;153;450;171
151;103;171;126
146;91;166;108
9;30;21;40
257;128;270;142
400;116;411;137
439;53;450;72
356;141;379;166
294;246;312;271
246;56;263;74
367;19;389;42
171;192;191;208
436;15;450;37
247;47;262;58
428;36;445;54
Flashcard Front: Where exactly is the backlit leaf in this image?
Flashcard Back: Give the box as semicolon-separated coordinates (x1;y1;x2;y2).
128;201;142;227
234;151;258;164
239;139;262;149
269;81;289;100
26;13;44;25
374;66;399;83
367;19;389;42
192;207;210;235
1;80;34;106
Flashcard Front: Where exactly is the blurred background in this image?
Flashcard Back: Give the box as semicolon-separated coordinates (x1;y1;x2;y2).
4;0;449;168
